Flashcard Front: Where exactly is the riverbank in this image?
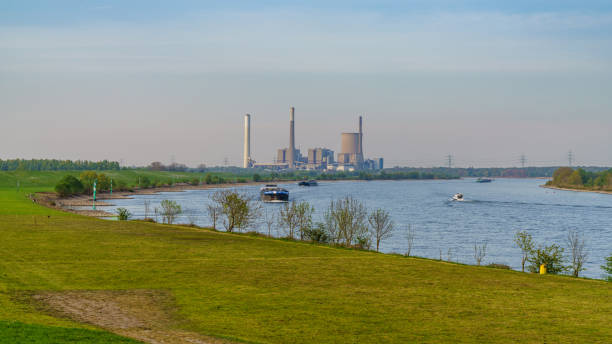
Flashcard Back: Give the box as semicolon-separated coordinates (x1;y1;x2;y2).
541;184;612;195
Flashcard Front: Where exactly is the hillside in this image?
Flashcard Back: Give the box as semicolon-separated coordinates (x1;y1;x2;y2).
0;172;610;343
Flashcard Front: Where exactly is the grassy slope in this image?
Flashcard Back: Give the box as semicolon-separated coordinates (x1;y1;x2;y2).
0;171;611;343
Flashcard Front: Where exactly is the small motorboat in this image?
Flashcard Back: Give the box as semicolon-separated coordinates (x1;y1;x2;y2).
298;180;318;186
476;177;493;183
452;193;464;201
260;184;289;203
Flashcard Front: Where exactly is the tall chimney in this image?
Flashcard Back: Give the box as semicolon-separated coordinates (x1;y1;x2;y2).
243;114;251;168
289;107;295;168
358;115;363;155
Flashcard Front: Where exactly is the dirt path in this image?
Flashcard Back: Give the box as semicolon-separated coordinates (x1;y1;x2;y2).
32;290;234;344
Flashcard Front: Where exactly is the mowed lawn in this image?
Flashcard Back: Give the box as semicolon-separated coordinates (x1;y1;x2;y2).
0;172;610;343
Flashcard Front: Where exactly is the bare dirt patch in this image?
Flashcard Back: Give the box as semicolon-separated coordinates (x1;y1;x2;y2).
31;289;233;344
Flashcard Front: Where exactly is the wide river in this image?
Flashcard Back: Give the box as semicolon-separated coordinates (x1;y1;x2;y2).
105;178;612;279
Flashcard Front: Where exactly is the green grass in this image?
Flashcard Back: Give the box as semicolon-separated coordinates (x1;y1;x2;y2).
0;171;610;343
0;321;141;344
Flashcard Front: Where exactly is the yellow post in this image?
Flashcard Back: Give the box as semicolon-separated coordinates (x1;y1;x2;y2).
540;264;547;275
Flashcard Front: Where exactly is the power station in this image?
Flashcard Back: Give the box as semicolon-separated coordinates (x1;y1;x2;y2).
245;107;383;171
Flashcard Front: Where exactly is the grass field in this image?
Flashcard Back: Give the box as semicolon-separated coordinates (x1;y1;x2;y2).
0;171;610;343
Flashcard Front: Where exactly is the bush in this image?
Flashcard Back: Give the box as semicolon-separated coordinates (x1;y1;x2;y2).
355;235;372;250
602;254;612;282
54;175;84;197
303;223;329;243
527;244;567;274
116;208;132;221
486;263;511;270
190;177;200;186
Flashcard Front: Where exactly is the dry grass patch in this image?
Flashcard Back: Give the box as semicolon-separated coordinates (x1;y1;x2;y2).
31;290;233;344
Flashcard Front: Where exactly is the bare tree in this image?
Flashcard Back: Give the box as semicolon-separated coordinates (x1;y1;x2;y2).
296;202;315;240
326;196;368;247
211;190;260;232
206;203;221;230
278;201;300;239
368;209;394;252
144;200;151;220
324;207;339;245
567;230;588;277
405;224;415;257
447;248;453;262
160;199;182;224
263;208;276;237
474;241;487;266
514;230;534;272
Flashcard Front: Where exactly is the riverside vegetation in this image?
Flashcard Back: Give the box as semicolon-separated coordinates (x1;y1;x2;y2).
546;166;612;192
0;166;611;343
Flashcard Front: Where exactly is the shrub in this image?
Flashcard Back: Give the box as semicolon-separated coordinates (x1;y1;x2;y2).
116;208;132;221
602;254;612;282
190;177;200;186
54;175;84;197
303;223;329;243
486;263;511;270
527;244;567;274
355;235;372;250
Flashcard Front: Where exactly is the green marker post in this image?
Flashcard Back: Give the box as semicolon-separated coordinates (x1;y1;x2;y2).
93;180;97;210
110;178;113;196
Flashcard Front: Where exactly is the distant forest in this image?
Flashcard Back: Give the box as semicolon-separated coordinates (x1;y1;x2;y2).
0;159;120;171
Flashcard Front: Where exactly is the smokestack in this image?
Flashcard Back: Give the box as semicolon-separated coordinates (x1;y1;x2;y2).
358;115;363;155
289;107;295;168
243;114;251;168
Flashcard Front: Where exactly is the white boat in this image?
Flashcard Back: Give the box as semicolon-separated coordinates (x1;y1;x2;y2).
452;193;464;201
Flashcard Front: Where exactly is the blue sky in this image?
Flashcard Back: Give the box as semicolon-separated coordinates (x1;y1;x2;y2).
1;1;611;167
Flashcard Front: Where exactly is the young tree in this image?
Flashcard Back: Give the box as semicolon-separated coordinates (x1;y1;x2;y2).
474;241;487;266
326;196;368;247
211;190;260;232
602;254;612;282
295;202;314;240
405;225;415;257
144;200;151;220
278;201;300;239
207;204;221;230
263;208;276;237
368;208;394;252
567;230;588;277
160;199;182;224
514;230;534;272
527;244;567;274
79;171;98;195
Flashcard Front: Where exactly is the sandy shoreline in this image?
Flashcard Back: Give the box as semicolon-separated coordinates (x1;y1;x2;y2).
540;184;612;195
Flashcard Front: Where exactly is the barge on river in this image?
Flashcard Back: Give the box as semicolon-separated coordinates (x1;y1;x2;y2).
260;184;289;203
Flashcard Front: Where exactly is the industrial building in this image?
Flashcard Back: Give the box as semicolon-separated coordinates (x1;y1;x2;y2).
243;107;383;171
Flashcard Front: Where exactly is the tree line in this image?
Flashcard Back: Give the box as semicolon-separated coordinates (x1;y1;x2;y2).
546;167;612;190
0;159;120;171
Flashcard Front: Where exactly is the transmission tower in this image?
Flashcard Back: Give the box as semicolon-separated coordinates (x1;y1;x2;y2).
568;150;573;167
446;154;453;169
520;154;527;168
223;157;229;167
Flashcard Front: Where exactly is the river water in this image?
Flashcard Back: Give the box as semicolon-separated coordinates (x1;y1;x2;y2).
104;178;612;279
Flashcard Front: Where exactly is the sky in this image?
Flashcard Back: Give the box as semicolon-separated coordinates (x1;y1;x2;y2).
1;1;612;168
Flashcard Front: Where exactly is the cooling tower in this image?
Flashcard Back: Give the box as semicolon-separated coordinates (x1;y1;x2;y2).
243;114;251;168
288;107;295;169
341;133;360;154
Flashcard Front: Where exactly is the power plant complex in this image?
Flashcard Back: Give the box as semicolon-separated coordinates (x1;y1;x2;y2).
243;107;383;171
